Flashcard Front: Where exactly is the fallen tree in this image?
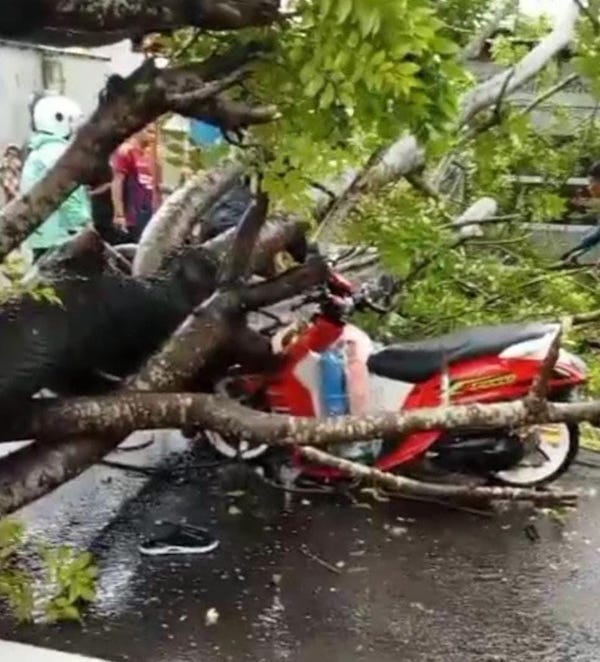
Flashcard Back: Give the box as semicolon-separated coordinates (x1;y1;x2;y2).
0;0;597;520
0;324;586;514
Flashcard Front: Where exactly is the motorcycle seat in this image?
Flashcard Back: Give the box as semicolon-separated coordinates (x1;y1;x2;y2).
367;322;555;383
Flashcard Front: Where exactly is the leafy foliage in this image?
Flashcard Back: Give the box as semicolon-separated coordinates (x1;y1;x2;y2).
157;0;466;206
0;518;97;623
0;519;34;623
41;546;97;623
0;252;61;306
573;0;600;98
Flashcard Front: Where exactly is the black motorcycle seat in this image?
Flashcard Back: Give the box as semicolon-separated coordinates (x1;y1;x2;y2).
367;322;555;384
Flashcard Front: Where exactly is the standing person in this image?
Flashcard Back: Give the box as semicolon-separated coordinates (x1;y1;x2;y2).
110;124;162;243
0;144;22;204
20;94;91;261
561;161;600;264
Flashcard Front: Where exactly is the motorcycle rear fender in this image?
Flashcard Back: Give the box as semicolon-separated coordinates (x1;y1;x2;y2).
375;353;585;470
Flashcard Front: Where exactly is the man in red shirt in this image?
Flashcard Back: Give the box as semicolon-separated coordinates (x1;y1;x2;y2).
111;124;162;242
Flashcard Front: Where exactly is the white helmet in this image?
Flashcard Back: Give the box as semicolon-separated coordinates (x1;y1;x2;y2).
31;94;83;139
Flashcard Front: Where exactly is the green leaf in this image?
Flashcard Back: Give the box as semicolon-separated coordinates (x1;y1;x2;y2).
320;82;335;108
320;0;334;19
355;2;378;37
336;0;353;24
304;72;326;98
61;605;82;622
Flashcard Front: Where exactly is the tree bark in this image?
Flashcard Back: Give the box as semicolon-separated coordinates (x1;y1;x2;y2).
2;0;282;46
218;191;269;285
0;390;590;510
460;1;580;125
133;164;244;277
4;391;600;452
0;193;327;516
453;197;498;238
203;216;310;276
297;447;577;507
316;136;425;242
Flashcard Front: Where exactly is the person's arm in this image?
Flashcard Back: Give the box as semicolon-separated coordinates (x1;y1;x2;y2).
111;172;127;227
110;146;131;227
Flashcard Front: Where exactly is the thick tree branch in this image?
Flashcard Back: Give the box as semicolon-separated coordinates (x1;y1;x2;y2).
218;191;269;286
316;137;425;242
3;0;282;47
0;388;593;510
452;197;499;237
4;391;600;451
133;164;244;277
241;255;329;310
0;199;314;516
204;216;310;276
460;1;580;124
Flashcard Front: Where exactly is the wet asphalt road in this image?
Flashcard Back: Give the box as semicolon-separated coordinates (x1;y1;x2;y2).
2;433;600;662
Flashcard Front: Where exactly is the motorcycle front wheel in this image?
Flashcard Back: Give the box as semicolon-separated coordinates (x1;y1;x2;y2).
491;422;578;487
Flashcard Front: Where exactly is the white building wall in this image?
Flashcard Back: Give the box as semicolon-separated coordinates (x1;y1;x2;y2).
0;39;111;149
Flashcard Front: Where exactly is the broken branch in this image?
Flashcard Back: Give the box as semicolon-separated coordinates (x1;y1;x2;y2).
526;328;562;409
297;447;576;507
520;73;579;116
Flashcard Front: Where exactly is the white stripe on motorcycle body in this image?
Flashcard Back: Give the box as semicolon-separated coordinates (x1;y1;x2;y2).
368;373;415;413
293;350;324;417
499;329;559;360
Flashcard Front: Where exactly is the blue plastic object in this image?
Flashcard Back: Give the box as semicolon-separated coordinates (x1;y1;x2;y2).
319;348;348;416
189;120;223;146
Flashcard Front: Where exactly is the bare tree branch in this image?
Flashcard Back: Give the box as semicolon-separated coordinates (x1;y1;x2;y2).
461;67;516;140
218;191;269;286
453;197;499;237
297;447;576;507
3;391;599;451
316;137;425;242
0;388;595;510
204;216;310;277
519;73;579;115
526;328;562;412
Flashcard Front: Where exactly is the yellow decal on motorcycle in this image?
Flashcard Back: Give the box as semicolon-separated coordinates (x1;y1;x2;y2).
449;373;516;396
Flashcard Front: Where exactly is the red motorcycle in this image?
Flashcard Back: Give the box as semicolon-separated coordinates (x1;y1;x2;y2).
207;271;587;487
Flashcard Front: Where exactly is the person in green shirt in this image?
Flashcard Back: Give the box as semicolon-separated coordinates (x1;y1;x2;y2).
20;94;91;261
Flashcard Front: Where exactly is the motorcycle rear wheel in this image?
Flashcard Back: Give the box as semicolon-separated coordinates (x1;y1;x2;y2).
490;422;578;487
